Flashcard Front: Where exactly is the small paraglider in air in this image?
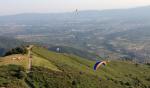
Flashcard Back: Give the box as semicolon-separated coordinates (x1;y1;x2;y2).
56;48;60;52
75;9;79;14
75;9;78;12
94;61;107;71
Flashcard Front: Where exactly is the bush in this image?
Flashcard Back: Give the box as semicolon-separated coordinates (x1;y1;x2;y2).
0;65;26;87
119;81;124;85
4;46;27;56
124;82;130;86
72;80;77;85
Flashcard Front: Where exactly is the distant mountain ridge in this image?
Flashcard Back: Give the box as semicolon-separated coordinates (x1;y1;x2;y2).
0;5;150;22
0;5;150;37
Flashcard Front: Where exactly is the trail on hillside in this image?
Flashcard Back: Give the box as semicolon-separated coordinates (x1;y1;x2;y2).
27;45;34;72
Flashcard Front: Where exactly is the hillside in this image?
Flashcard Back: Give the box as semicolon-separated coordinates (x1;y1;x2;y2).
0;46;150;88
48;46;100;60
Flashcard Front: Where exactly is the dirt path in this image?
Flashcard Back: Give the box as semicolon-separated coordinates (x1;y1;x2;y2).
27;45;34;72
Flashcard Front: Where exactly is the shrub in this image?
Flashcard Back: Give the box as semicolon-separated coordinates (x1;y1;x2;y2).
124;82;130;86
4;46;27;56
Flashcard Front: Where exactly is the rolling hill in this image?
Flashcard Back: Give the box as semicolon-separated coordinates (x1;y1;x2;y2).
0;45;150;88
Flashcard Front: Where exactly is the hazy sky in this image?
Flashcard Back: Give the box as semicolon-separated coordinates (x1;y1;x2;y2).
0;0;150;15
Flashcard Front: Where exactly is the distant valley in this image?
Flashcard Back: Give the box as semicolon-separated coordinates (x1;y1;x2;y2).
0;37;25;56
0;6;150;62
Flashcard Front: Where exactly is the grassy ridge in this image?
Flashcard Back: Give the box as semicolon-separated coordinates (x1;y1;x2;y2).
31;46;150;88
32;54;60;71
0;46;150;88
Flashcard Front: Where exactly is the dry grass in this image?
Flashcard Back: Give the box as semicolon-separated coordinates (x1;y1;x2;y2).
0;54;29;69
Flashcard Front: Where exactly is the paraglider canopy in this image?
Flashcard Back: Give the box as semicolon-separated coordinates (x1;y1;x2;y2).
56;48;60;52
94;61;107;71
75;9;78;12
75;9;79;14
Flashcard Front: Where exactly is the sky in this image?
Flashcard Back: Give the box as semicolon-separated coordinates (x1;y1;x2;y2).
0;0;150;15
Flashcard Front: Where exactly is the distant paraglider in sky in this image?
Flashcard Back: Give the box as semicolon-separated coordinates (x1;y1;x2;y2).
75;9;78;12
75;9;78;14
94;61;107;71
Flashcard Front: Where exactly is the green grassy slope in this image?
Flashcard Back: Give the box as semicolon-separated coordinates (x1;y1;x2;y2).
31;46;150;88
32;54;60;71
0;46;150;88
48;46;100;60
0;54;60;71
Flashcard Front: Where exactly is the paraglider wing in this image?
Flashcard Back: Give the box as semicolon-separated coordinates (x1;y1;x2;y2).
94;61;101;70
94;61;107;70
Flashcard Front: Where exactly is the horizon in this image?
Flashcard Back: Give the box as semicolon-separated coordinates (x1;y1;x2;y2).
0;5;150;16
0;0;150;16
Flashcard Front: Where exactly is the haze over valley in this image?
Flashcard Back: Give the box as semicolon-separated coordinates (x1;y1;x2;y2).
0;0;150;87
0;6;150;62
